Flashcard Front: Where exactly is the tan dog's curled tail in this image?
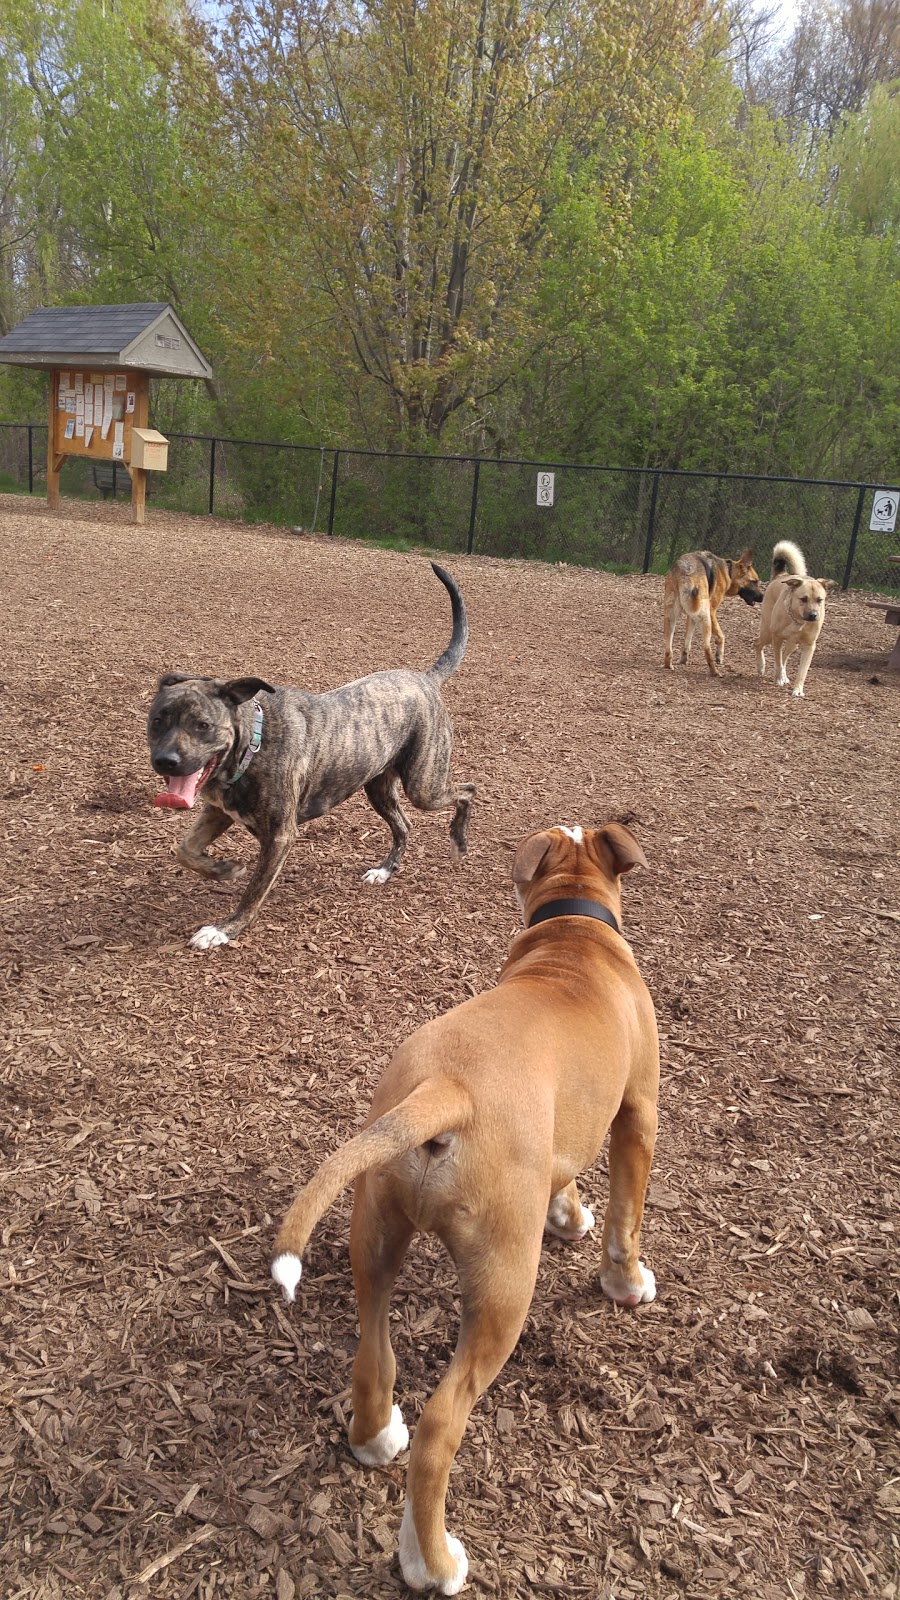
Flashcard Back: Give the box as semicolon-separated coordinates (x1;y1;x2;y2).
271;1077;473;1301
772;540;806;578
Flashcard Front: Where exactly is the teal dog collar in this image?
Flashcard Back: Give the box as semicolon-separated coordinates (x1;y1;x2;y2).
228;699;264;785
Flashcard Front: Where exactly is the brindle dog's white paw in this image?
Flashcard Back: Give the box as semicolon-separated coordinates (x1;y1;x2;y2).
362;866;392;886
351;1403;409;1466
190;924;231;950
399;1500;468;1594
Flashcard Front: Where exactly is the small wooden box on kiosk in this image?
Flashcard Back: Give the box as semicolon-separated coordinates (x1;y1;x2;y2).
0;303;212;524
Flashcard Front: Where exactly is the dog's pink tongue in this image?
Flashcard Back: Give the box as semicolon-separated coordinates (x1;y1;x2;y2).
153;771;204;810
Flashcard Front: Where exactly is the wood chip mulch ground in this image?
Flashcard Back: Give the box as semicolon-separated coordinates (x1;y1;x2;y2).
1;494;898;1600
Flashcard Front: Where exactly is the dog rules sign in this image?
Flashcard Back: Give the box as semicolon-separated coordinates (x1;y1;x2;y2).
870;490;898;533
536;471;555;507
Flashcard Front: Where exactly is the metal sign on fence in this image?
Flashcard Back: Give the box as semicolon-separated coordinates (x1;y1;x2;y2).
537;470;554;507
870;490;898;533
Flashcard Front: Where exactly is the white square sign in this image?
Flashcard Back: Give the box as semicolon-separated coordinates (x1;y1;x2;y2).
536;471;555;507
870;490;898;533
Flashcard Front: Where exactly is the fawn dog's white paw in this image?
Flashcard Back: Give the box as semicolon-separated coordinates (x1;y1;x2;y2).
351;1404;409;1466
544;1196;595;1242
400;1498;468;1594
601;1259;656;1307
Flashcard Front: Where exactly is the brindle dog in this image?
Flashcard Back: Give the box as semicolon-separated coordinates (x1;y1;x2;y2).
147;563;475;949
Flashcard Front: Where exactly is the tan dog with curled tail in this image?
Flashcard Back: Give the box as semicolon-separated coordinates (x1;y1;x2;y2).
755;539;833;698
271;821;660;1595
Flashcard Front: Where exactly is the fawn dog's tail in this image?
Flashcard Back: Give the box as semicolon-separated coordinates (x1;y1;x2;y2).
270;1077;473;1301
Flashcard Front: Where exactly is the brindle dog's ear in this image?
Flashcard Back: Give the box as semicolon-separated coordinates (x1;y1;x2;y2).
218;677;276;706
157;671;194;690
590;822;648;876
738;548;754;564
512;831;555;885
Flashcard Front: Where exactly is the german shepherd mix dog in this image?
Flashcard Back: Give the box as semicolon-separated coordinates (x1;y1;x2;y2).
755;540;833;698
271;822;659;1596
663;548;763;676
147;563;474;949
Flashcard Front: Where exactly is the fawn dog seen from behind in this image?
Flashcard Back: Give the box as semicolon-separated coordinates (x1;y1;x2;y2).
271;822;660;1594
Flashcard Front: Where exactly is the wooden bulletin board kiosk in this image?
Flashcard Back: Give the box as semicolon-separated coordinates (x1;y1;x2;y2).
0;303;212;524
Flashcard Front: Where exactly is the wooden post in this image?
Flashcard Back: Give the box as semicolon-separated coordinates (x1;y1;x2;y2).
47;371;62;511
131;466;147;525
130;372;150;525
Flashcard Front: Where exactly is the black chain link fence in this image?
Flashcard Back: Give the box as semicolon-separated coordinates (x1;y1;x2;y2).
2;422;897;591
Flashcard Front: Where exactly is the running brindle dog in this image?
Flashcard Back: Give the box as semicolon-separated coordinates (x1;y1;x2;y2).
147;563;475;949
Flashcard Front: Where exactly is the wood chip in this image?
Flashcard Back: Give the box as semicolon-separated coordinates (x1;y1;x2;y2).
131;1524;216;1584
322;1524;355;1564
245;1504;282;1539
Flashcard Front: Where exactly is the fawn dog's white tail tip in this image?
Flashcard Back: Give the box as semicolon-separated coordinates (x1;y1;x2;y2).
271;1252;303;1303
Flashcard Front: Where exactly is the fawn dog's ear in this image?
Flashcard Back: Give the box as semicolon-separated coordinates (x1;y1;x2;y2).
588;822;648;877
512;831;556;886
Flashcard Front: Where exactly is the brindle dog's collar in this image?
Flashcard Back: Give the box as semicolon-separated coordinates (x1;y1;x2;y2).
227;699;264;785
527;897;622;937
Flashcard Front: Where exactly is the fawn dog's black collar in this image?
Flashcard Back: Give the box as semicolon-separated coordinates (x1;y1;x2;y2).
527;898;622;936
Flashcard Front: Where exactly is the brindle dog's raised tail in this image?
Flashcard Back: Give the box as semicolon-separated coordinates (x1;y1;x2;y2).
426;563;469;684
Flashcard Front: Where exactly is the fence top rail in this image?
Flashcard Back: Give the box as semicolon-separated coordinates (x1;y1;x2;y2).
0;419;888;493
166;432;326;454
327;451;877;493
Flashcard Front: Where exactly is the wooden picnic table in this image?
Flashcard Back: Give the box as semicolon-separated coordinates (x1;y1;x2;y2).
868;554;900;667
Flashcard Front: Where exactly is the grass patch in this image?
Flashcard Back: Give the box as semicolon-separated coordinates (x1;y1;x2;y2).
362;532;424;554
0;472;30;494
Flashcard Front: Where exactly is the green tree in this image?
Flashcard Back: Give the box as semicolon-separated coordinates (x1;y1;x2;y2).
0;0;219;431
179;0;710;445
507;82;899;482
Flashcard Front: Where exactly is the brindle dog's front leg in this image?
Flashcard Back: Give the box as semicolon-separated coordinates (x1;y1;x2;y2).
176;805;240;882
190;823;298;949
